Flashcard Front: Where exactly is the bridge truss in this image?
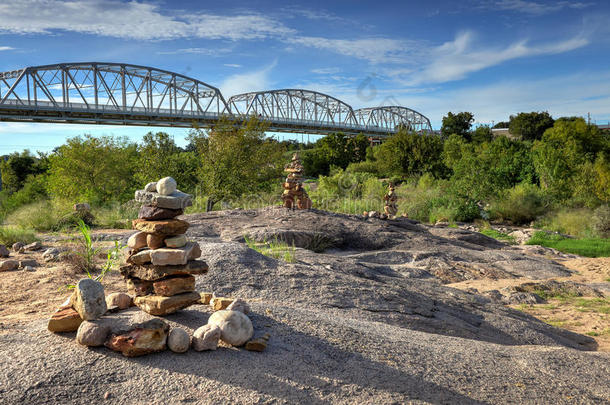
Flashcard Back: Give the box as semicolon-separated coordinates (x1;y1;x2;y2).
0;62;433;136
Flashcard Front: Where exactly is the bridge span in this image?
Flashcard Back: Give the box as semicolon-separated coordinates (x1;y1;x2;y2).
0;62;432;137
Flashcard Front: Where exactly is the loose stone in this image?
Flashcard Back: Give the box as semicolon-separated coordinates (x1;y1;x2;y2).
48;307;83;332
144;182;157;192
245;333;270;352
71;278;107;320
199;292;213;305
0;244;9;258
156;177;177;196
211;297;234;311
19;259;37;268
12;242;24;252
106;292;132;309
192;324;221;351
207;310;254;347
76;321;111;347
227;298;251;314
167;327;190;353
105;318;169;357
0;259;19;272
127;249;152;265
24;241;42;251
42;248;60;262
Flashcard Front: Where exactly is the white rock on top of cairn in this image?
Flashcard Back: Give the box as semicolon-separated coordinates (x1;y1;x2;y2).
156;177;177;196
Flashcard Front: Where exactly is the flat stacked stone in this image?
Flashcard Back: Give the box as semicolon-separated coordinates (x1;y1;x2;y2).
281;153;312;210
122;177;206;316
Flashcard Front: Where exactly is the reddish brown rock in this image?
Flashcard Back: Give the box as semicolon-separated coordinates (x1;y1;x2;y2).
48;307;83;332
138;205;183;221
106;292;132;309
120;260;208;281
132;219;189;235
105;319;169;357
133;292;200;315
153;275;195;297
146;233;166;250
126;278;153;296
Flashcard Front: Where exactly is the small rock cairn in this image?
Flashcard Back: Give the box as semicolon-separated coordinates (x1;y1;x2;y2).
122;177;204;316
281;153;312;210
383;183;398;217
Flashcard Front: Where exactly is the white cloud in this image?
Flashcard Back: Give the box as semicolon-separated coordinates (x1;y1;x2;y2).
293;36;420;64
486;0;593;15
389;31;588;85
0;46;14;51
224;64;242;68
311;67;341;74
0;0;293;41
219;60;278;98
157;48;232;56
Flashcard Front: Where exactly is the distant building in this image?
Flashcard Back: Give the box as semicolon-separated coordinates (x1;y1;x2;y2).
491;128;517;139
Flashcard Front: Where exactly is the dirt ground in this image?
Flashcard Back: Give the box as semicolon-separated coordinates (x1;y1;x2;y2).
449;257;610;351
1;232;609;353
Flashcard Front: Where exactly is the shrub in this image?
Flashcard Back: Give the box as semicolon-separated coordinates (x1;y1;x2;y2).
535;208;596;238
346;160;379;176
592;205;610;238
490;183;547;224
92;200;139;229
0;226;38;245
3;199;80;232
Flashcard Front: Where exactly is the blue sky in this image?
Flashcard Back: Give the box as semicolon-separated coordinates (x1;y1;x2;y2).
1;0;609;154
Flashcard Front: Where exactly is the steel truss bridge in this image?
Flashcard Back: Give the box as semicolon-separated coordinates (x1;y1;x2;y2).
0;62;432;137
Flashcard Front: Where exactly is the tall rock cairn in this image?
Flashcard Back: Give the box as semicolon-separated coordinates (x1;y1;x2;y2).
120;177;208;316
281;153;312;210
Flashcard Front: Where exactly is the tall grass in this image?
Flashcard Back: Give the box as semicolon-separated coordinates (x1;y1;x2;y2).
0;226;38;245
526;231;610;257
535;208;597;238
92;201;139;228
2;199;76;231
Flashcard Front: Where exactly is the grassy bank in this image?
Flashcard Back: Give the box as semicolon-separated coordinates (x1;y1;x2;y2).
526;231;610;257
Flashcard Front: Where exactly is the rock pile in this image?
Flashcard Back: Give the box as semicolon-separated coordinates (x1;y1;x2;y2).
383;183;398;217
121;177;207;316
281;153;312;210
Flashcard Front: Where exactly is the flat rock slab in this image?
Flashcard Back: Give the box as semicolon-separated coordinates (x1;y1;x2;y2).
120;259;208;281
139;205;184;221
153;275;195;296
132;219;189;235
133;292;200;315
126;243;201;266
135;190;192;210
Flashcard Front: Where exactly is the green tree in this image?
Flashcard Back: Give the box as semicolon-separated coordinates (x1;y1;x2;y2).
471;125;493;144
509;111;554;141
191;117;286;206
375;129;446;178
532;118;609;202
0;150;46;193
136;132;199;192
441;112;474;140
47;135;138;203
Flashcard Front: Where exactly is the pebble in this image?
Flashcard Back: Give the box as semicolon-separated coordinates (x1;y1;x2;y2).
144;182;157;192
0;259;19;272
24;241;42;251
105;292;132;309
167;328;190;353
227;298;250;314
12;242;24;252
42;248;60;262
0;244;9;258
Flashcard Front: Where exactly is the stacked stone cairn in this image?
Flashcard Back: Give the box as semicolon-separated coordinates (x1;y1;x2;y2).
121;177;205;316
383;183;398;217
281;153;312;210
